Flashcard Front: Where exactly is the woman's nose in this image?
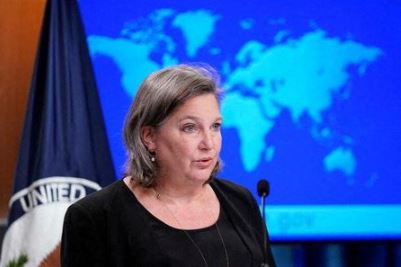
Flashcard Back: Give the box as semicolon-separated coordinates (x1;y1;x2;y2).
199;131;214;150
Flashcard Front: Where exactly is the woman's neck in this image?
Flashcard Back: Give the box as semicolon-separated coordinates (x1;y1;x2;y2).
154;177;208;204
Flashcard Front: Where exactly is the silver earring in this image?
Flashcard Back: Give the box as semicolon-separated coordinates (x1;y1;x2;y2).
149;150;156;162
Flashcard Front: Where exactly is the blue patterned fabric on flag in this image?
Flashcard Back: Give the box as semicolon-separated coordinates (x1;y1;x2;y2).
0;0;115;266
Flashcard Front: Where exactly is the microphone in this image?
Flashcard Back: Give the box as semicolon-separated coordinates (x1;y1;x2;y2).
257;179;270;222
257;179;270;267
257;179;270;199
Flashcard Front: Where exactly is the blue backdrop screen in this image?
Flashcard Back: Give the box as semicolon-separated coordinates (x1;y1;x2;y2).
79;0;401;241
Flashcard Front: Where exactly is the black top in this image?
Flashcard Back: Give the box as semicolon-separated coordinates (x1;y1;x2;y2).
147;202;251;267
61;178;276;267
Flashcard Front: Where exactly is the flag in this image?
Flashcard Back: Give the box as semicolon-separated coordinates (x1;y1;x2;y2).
0;0;116;266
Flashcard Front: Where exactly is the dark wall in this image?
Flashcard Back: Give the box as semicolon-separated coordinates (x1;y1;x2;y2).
0;1;46;219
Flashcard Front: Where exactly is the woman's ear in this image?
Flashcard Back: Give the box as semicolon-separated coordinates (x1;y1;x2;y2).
141;126;157;151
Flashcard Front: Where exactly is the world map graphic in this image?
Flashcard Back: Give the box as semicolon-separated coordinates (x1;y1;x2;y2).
81;6;401;205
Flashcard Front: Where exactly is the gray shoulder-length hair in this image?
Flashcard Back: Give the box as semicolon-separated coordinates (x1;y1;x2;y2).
123;64;222;187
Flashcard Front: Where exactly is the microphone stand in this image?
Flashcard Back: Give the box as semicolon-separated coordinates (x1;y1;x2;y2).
257;179;270;267
260;191;269;267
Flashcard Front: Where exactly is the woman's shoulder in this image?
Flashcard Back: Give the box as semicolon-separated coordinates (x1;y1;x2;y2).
211;178;254;202
67;179;125;214
211;178;261;229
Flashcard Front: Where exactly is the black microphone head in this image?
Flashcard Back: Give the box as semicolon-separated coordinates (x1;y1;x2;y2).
257;179;270;197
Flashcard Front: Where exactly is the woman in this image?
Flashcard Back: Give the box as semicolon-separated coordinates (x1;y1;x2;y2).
61;64;276;267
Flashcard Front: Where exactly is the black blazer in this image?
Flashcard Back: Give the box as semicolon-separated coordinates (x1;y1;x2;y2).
61;178;276;267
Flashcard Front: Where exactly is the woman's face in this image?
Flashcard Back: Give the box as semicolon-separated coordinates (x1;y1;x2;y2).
143;93;222;185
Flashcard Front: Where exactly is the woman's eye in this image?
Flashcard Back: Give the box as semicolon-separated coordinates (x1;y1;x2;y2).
182;124;196;133
212;122;222;131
